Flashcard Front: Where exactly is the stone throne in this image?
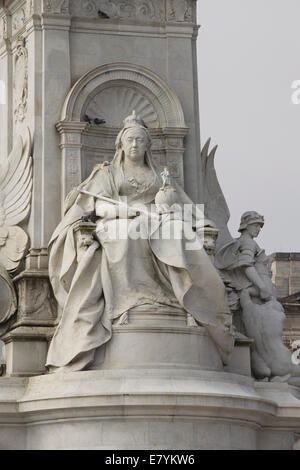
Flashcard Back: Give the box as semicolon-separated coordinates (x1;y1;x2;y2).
0;0;299;451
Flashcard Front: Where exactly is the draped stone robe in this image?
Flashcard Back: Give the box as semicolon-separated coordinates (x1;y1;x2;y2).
46;162;233;372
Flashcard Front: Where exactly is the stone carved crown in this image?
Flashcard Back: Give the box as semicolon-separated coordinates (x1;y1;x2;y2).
123;110;148;129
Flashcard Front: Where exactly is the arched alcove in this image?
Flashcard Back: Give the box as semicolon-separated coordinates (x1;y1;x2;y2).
57;62;189;201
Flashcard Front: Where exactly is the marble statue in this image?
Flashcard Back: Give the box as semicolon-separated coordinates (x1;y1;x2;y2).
0;129;32;332
201;143;300;383
46;111;234;372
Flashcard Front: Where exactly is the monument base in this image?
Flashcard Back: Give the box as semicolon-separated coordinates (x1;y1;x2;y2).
0;308;299;449
0;369;299;449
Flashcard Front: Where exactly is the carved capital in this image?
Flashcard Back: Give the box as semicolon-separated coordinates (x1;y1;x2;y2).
25;247;49;270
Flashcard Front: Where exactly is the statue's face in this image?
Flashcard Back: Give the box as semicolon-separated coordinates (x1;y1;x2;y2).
246;223;262;238
121;128;149;164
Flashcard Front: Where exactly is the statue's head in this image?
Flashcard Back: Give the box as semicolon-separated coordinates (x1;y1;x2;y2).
114;111;151;166
238;211;264;238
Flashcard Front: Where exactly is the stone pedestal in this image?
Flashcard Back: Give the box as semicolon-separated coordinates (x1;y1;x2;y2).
0;365;299;449
2;326;53;376
2;249;57;376
92;308;224;373
0;307;299;449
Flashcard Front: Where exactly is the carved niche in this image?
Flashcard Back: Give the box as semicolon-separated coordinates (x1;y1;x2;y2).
85;86;159;129
13;37;28;123
57;63;188;200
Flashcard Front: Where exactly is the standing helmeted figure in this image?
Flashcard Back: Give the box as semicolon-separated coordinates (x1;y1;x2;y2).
214;210;300;382
201;143;300;384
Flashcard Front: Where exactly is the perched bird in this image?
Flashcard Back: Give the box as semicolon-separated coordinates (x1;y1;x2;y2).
83;114;92;124
93;118;106;125
98;9;110;19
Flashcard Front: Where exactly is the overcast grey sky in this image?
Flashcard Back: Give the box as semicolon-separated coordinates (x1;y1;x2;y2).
197;0;300;253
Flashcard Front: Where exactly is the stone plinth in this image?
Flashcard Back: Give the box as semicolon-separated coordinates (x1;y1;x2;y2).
1;254;57;377
91;309;224;373
0;368;299;449
0;307;299;449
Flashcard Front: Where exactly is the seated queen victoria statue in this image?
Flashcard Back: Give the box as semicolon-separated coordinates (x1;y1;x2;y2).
46;111;234;372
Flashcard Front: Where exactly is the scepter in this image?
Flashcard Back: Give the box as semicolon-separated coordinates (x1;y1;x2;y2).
79;189;160;220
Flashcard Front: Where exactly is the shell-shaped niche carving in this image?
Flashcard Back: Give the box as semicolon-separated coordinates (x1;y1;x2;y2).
85;86;159;128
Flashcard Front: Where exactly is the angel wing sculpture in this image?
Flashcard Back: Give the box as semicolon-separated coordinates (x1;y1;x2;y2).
0;128;32;326
200;139;232;249
201;140;300;385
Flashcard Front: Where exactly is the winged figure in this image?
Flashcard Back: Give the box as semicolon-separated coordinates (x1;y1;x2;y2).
201;139;300;385
0;128;32;326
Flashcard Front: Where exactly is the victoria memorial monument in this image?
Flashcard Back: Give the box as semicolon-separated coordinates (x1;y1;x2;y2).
0;0;299;450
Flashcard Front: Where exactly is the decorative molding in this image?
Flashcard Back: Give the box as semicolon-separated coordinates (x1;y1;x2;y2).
12;4;26;33
70;0;164;22
13;37;28;123
3;16;7;38
167;0;193;22
0;17;5;44
15;275;57;322
43;0;69;15
1;0;196;22
9;0;36;35
28;0;34;15
0;12;9;47
61;62;187;128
